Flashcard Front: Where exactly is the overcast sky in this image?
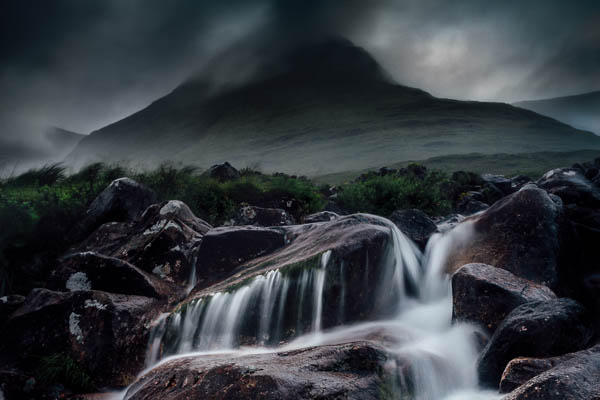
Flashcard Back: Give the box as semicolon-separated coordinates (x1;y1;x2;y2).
1;0;599;146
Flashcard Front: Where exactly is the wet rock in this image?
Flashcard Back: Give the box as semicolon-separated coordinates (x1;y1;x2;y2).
446;187;569;289
502;344;600;399
48;252;175;299
126;341;388;400
452;263;556;334
74;178;156;237
499;344;600;393
389;209;438;249
477;298;593;388
230;204;295;226
183;215;406;339
510;175;533;190
203;161;240;181
303;211;340;223
537;167;600;209
194;226;286;289
1;288;160;388
73;200;211;285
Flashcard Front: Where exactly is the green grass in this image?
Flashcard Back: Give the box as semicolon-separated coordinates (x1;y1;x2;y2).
36;353;95;392
315;150;600;184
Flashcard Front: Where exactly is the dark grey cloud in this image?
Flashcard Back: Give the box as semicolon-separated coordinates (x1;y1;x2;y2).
0;0;599;162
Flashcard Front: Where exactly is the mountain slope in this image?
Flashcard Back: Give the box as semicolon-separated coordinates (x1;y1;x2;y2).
514;91;600;134
66;39;600;175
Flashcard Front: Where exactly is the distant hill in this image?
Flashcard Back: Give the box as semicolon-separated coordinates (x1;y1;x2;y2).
66;38;600;176
0;127;84;176
315;150;600;184
514;91;600;134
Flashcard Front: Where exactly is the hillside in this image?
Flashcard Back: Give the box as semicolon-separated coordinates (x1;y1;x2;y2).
66;38;600;175
514;90;600;134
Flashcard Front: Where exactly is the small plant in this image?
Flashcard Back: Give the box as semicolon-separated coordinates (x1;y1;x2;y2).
36;353;95;392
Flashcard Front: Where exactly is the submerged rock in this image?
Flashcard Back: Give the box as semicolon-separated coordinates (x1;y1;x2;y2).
477;298;593;388
127;341;388;400
452;263;556;334
1;288;160;388
389;209;438;249
499;344;600;393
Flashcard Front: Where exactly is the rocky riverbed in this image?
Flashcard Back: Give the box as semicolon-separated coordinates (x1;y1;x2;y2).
1;159;599;399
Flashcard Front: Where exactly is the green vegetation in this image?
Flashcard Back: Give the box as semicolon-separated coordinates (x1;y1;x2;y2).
315;150;600;185
36;353;95;392
0;161;460;296
337;168;451;216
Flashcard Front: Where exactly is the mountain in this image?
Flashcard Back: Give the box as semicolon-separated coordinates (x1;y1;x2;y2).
1;127;84;174
66;38;600;175
514;91;600;134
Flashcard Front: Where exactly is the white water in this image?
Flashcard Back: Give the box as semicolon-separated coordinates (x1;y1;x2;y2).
135;215;500;400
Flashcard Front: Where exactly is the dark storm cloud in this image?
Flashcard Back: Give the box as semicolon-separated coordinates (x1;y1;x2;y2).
0;0;599;158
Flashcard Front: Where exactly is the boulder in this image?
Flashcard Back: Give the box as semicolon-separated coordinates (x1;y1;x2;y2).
457;199;489;215
126;341;388;400
499;344;600;393
477;298;593;388
230;204;295;226
452;263;556;334
481;174;515;195
0;295;25;326
389;209;438;249
74;178;157;237
48;252;175;299
303;211;340;223
1;288;160;388
73;200;211;285
194;226;286;289
502;344;600;399
537;167;600;209
154;214;412;360
203;162;240;181
445;187;569;289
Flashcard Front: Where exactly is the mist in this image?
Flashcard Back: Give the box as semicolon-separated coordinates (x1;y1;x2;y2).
1;0;599;170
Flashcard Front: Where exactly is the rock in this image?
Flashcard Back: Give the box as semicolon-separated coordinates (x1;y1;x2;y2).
48;252;175;299
1;288;160;388
452;171;485;188
203;161;240;181
477;298;593;388
537;167;600;209
499;344;600;393
0;295;25;326
457;199;489;215
445;187;569;289
389;209;438;249
502;344;600;399
230;204;295;226
168;214;409;353
482;174;515;195
74;178;157;237
510;175;533;190
194;226;286;289
73;200;211;285
303;211;340;223
452;263;556;334
126;341;388;400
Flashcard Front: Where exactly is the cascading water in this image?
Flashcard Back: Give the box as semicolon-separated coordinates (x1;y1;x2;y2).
139;215;499;400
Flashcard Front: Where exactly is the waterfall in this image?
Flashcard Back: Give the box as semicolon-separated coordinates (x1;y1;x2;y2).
140;215;499;400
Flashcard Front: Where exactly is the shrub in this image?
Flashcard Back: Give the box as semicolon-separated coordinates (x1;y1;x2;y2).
36;353;95;392
337;170;451;216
